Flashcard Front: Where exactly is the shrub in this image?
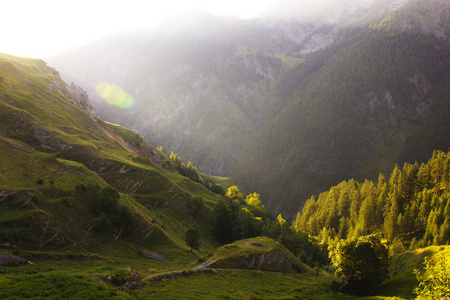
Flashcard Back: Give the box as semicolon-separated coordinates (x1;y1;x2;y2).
414;255;450;299
331;234;388;295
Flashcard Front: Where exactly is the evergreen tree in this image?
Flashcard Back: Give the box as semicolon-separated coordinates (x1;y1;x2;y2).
384;196;399;244
211;200;233;244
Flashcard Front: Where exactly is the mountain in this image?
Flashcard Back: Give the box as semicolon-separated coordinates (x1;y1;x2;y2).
231;0;450;215
49;0;450;218
0;52;226;254
50;12;295;176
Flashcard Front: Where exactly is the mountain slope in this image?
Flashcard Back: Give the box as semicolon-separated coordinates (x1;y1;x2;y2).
231;24;450;215
0;52;224;255
50;13;296;176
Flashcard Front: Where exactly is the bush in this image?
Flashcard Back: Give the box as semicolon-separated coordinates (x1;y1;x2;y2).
331;234;388;295
91;187;134;236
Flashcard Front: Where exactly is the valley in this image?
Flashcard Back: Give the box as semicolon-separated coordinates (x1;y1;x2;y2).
50;0;450;217
1;0;450;299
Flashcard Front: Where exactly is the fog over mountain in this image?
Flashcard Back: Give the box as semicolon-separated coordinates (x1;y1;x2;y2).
50;0;450;217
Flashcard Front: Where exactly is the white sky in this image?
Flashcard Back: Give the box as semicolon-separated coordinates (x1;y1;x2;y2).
1;0;274;59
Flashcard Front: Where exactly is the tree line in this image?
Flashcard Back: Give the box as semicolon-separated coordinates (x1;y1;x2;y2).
293;150;450;255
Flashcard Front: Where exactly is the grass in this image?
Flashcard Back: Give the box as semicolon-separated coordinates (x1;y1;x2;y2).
101;120;143;148
206;236;279;261
1;242;444;299
0;52;229;257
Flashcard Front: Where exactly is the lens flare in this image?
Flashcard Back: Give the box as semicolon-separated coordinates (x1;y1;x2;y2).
119;93;135;109
95;82;135;109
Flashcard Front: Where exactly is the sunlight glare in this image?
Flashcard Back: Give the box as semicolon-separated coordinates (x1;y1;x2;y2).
96;82;135;109
1;0;275;59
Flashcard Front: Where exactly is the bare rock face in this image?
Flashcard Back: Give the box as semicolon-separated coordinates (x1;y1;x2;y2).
139;140;162;168
68;82;94;116
139;250;168;261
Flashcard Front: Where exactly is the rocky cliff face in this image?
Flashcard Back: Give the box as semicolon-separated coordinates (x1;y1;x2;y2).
262;0;409;54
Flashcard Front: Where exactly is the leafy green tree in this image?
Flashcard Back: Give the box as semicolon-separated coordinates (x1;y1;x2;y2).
277;214;286;226
185;225;200;252
225;185;244;205
332;234;388;295
209;183;225;195
91;187;134;236
244;192;267;216
93;212;112;233
188;195;204;216
414;255;450;299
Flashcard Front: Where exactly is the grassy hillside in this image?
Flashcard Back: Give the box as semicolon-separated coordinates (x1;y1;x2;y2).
201;236;311;273
0;52;224;257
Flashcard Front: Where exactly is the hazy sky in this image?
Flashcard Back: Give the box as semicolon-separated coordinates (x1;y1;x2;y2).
1;0;274;59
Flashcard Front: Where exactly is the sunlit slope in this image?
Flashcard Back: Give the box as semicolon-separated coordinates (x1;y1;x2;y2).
201;236;311;273
0;52;223;255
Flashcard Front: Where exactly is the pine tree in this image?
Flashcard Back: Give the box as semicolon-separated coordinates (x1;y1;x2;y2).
292;212;302;232
384;196;399;244
389;237;405;257
439;216;450;245
357;180;378;235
